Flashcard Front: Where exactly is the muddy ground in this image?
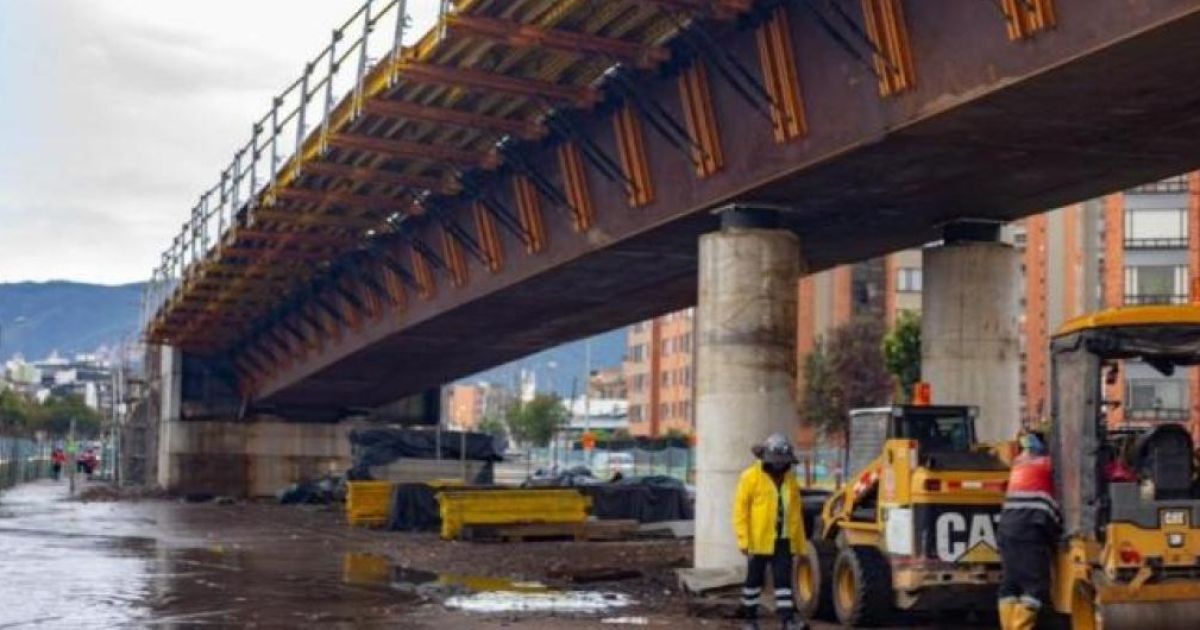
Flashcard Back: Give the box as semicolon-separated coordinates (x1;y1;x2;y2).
0;480;989;628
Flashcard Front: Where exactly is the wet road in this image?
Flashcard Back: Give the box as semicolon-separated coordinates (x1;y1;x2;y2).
0;481;417;628
0;481;989;629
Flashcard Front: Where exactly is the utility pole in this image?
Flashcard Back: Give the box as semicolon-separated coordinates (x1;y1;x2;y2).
67;418;77;496
582;338;592;470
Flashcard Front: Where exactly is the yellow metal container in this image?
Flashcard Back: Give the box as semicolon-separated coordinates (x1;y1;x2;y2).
437;489;591;539
346;481;394;527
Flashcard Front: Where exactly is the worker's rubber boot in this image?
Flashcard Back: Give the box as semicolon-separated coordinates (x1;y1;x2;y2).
1011;604;1038;630
996;599;1017;630
740;619;760;630
780;618;808;630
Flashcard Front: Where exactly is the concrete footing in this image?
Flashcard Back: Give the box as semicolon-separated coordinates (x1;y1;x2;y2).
160;420;359;497
694;211;801;569
921;240;1021;444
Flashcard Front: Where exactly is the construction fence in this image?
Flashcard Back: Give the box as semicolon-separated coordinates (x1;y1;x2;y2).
530;446;695;482
0;436;51;492
522;445;850;487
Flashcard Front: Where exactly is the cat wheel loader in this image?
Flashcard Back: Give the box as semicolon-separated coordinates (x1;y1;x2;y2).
1045;302;1200;629
796;405;1011;626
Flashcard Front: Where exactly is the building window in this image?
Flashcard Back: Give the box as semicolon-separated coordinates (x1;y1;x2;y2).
630;405;642;422
1127;174;1189;194
660;403;670;419
1126;378;1189;421
1125;208;1188;249
629;344;645;362
630;373;646;393
1124;265;1189;304
896;267;922;292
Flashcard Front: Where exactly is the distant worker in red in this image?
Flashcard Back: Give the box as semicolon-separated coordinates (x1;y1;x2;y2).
50;446;66;481
997;430;1061;630
733;433;808;630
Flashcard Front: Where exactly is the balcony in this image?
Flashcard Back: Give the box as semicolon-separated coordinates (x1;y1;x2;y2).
1124;294;1190;305
1124;237;1189;249
1126;408;1190;422
1127;176;1190;194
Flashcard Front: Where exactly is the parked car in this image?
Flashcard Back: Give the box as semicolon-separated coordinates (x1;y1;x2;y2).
607;452;634;477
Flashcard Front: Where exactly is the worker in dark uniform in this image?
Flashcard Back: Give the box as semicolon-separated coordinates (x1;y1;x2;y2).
997;431;1061;630
734;433;808;630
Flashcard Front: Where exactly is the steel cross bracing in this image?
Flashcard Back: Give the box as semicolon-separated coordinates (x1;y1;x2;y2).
143;0;755;377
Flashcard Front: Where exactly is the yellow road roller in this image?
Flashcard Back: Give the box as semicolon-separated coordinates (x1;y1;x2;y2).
1047;302;1200;629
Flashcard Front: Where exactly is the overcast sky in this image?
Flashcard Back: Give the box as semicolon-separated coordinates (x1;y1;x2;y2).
0;0;441;285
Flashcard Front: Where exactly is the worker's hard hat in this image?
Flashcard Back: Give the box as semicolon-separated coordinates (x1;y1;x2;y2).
753;432;798;465
1019;432;1046;454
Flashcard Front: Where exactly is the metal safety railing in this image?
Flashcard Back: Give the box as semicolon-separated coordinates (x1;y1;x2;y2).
1124;237;1189;250
1126;175;1191;194
1123;293;1190;305
141;0;441;332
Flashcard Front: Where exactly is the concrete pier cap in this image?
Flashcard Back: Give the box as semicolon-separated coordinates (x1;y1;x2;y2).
694;204;803;570
921;219;1022;445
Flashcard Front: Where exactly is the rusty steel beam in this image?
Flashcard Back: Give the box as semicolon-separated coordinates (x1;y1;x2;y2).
639;0;751;18
329;132;492;167
274;187;407;212
363;98;544;140
303;161;450;192
220;246;336;261
445;15;670;69
234;228;362;248
252;209;381;230
399;62;600;108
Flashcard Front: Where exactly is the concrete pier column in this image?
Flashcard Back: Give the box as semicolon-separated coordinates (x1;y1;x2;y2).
921;223;1021;444
155;345;182;490
694;207;802;569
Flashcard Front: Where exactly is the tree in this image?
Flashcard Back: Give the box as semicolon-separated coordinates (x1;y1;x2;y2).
36;395;104;438
0;389;33;433
0;391;103;438
801;316;892;440
506;394;568;447
801;338;841;436
883;310;922;402
477;416;508;439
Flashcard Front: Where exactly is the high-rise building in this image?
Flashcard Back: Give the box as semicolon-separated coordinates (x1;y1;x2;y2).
625;309;695;436
446;382;514;431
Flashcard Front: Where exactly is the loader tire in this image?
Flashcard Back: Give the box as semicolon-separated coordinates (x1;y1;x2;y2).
832;545;893;627
796;537;837;621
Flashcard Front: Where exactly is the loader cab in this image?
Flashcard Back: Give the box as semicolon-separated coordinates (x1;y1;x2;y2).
847;406;982;475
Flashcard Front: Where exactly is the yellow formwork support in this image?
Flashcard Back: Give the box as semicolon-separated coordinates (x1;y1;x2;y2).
346;481;394;527
437;489;592;540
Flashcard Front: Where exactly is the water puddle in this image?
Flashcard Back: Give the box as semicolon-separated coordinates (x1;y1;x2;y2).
445;591;633;614
343;552;634;615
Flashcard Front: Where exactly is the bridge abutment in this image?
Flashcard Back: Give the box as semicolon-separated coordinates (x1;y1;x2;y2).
150;346;355;497
693;207;802;569
921;225;1022;444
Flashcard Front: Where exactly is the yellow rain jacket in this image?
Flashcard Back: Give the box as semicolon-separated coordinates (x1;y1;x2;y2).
733;463;806;555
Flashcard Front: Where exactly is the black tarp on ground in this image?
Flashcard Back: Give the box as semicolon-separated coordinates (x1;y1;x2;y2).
386;483;441;532
347;428;505;480
580;483;692;523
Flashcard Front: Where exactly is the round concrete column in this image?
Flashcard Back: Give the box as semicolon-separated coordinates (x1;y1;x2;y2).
694;211;801;569
921;241;1021;445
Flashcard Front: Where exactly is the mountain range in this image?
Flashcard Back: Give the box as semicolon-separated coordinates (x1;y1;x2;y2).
0;281;628;391
0;281;145;361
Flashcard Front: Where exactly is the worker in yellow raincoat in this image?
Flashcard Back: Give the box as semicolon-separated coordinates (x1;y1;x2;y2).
734;433;808;630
